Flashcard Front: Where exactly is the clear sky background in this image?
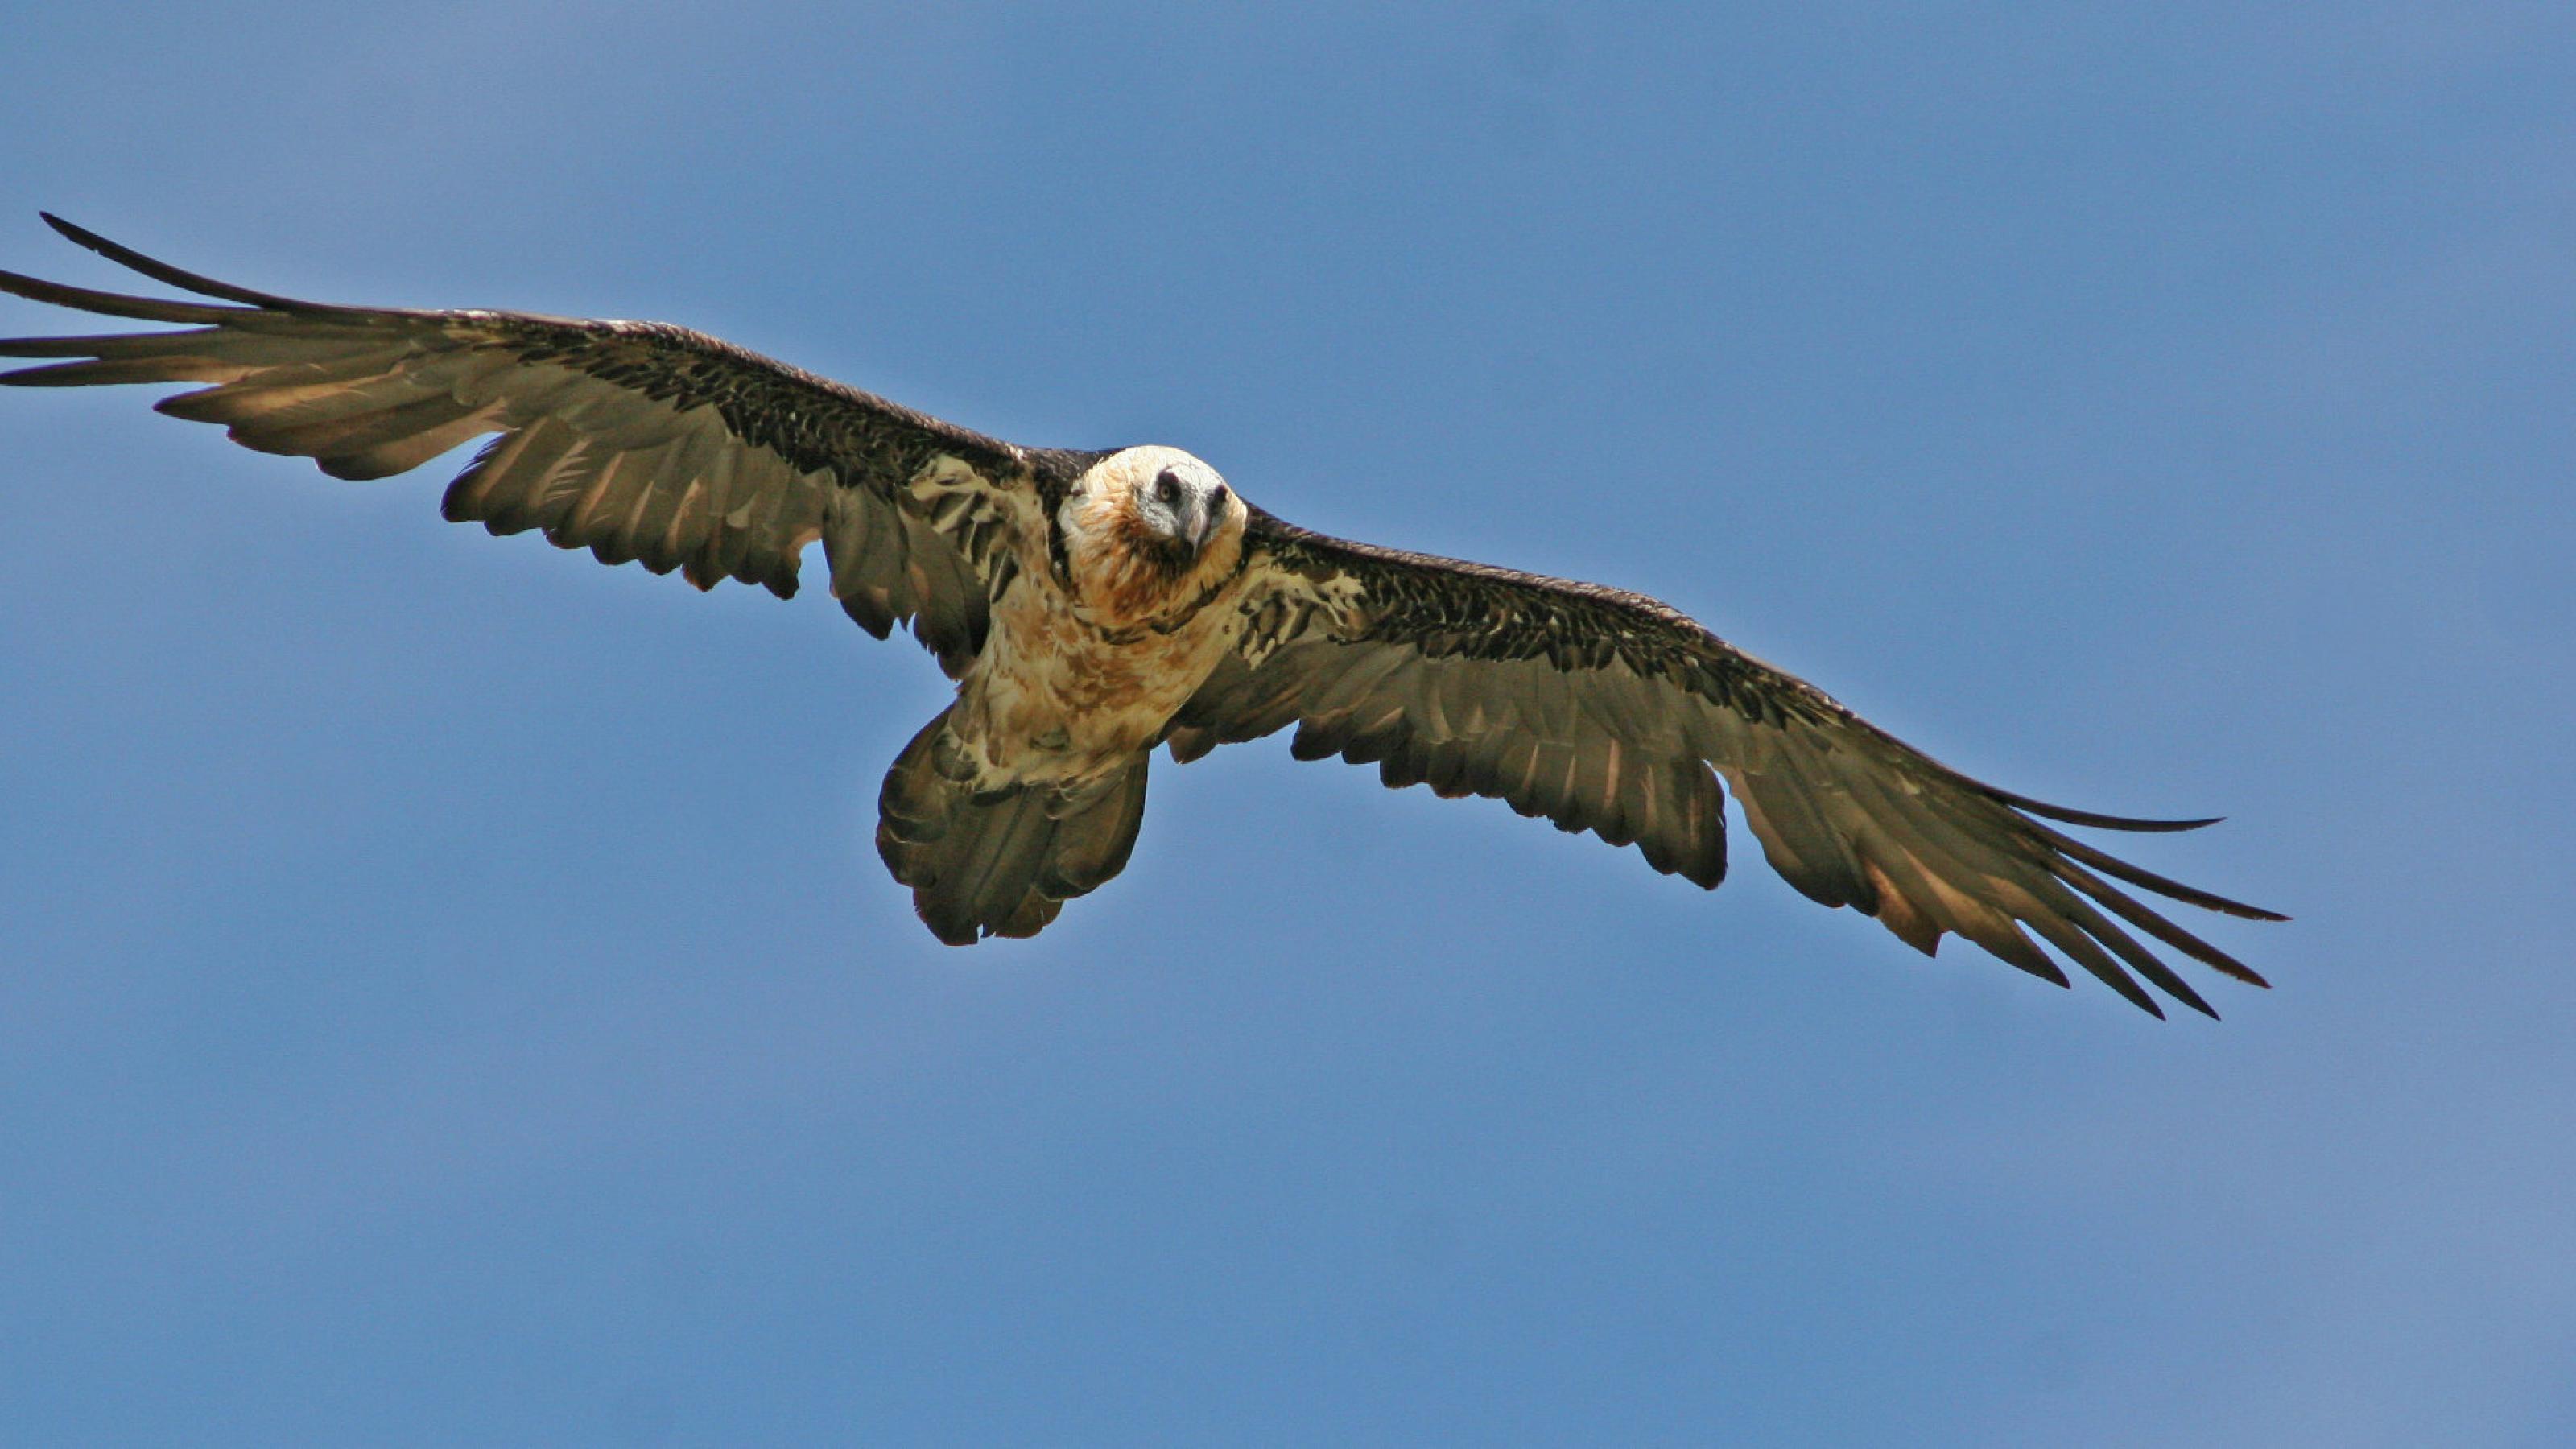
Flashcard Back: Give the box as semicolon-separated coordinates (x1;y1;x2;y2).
2;3;2570;1443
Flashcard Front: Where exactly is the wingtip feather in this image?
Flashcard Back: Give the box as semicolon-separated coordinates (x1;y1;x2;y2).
1990;786;2226;832
39;213;312;310
0;262;246;324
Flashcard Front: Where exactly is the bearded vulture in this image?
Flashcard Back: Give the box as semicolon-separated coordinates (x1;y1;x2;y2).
0;216;2283;1018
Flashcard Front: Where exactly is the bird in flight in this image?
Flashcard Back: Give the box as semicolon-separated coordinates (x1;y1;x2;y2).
0;216;2281;1017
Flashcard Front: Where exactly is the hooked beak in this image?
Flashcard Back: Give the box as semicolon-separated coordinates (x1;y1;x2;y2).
1191;485;1230;551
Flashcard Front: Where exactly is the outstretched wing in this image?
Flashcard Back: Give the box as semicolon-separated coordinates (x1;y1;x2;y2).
0;215;1084;675
1168;509;2285;1018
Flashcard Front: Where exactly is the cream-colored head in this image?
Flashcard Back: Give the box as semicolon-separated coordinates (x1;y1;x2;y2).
1059;446;1249;624
1081;446;1238;553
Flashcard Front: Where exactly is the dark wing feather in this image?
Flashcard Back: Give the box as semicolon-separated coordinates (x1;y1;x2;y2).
1170;508;2285;1018
0;214;1083;675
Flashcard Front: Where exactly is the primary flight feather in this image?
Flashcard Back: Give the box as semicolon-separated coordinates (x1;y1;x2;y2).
0;216;2283;1018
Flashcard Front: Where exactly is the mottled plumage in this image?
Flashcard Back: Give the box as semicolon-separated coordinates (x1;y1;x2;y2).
0;217;2284;1017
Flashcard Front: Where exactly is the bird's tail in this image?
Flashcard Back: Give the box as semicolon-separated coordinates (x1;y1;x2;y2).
876;708;1150;944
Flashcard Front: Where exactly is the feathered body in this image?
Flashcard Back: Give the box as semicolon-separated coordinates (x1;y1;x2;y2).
0;217;2285;1016
958;445;1252;788
873;447;1256;943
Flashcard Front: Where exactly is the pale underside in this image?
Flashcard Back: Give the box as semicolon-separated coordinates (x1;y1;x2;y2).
940;445;1259;791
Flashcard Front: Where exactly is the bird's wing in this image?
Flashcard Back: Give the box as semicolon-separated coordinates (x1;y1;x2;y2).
0;215;1080;675
1169;507;2284;1018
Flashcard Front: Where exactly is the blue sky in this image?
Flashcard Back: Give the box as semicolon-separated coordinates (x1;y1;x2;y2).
2;2;2570;1443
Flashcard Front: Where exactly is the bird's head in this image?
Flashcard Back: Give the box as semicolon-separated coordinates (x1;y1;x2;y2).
1092;446;1238;557
1062;445;1248;623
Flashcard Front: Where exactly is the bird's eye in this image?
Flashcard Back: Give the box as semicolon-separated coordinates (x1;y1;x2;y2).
1154;469;1183;506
